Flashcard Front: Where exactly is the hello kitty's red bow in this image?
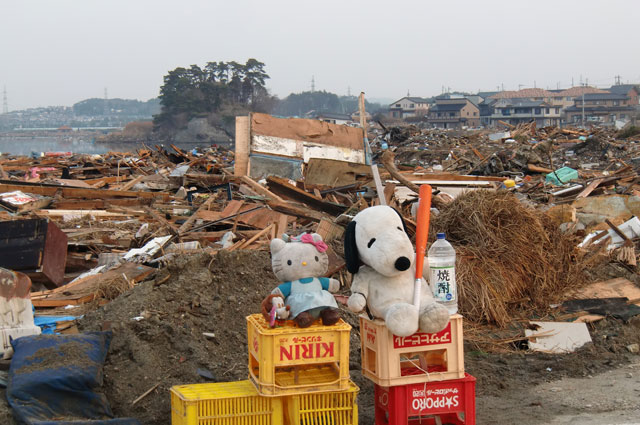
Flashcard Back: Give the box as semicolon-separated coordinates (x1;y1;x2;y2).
296;233;328;253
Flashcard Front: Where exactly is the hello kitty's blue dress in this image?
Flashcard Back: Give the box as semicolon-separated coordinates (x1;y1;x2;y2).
277;277;338;318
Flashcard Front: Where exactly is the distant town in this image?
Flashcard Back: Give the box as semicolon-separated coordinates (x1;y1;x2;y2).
1;83;638;135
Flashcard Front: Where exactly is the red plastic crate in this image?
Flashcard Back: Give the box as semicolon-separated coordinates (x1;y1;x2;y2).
375;373;476;425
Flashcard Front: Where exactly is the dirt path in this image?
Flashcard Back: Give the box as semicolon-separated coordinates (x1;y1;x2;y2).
477;361;640;425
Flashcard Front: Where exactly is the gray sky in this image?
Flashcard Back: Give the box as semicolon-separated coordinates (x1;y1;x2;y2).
2;0;639;110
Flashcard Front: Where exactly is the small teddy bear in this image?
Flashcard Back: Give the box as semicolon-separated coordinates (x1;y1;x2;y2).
263;233;341;328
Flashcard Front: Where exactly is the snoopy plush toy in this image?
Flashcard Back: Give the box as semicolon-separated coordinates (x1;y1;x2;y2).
344;205;450;337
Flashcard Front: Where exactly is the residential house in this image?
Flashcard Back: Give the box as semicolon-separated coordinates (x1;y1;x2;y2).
488;99;562;127
478;101;494;127
564;93;636;125
427;98;479;129
388;97;430;119
350;110;372;123
608;84;640;106
308;111;353;125
486;87;608;126
548;86;610;109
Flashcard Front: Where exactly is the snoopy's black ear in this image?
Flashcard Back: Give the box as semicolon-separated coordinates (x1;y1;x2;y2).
391;207;408;233
344;220;360;274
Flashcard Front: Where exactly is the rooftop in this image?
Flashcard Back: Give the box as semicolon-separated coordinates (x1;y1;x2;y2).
489;88;553;99
556;86;609;97
431;103;466;112
608;84;639;95
582;93;629;101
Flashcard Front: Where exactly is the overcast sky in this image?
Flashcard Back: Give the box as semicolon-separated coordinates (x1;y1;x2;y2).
2;0;639;110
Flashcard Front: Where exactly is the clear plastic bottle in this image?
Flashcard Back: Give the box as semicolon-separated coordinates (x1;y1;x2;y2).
428;232;457;314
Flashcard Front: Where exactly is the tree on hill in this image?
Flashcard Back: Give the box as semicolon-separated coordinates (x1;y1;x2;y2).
73;98;159;116
274;91;385;117
154;59;276;130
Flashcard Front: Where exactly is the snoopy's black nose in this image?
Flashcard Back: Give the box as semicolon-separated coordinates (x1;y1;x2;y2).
395;256;411;271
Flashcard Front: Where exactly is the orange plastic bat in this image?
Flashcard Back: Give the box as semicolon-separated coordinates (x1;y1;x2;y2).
413;184;432;307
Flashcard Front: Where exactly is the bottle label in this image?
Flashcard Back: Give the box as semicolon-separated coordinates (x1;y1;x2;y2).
430;266;456;303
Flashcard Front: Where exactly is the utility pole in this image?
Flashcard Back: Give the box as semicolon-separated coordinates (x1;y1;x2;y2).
581;83;585;128
311;76;315;93
615;75;622;85
2;86;7;114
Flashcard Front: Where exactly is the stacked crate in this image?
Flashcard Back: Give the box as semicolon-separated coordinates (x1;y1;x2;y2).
170;313;359;425
359;314;476;425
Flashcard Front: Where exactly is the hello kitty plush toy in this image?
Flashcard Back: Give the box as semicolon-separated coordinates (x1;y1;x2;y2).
262;233;341;328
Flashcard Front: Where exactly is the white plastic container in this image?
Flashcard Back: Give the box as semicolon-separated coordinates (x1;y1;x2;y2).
428;233;458;314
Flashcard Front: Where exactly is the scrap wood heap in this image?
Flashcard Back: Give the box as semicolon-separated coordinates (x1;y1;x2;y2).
374;123;640;192
0;121;638;327
2;119;640;423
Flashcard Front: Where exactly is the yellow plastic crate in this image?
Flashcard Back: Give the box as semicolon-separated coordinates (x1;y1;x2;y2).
246;313;351;396
285;380;359;425
170;380;283;425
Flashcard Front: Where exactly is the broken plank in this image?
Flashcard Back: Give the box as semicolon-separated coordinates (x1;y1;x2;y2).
266;199;327;222
266;176;346;216
178;195;218;235
527;164;553;174
143;206;179;234
575;178;605;199
0;181;170;201
31;263;154;307
118;175;145;191
233;223;274;250
53;198;153;209
238;175;284;201
304;158;372;187
570;278;640;305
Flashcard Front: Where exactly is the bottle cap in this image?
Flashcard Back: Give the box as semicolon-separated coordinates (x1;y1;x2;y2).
503;179;516;188
436;232;445;239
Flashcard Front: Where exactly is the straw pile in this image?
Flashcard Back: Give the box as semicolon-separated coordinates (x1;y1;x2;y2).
430;190;586;327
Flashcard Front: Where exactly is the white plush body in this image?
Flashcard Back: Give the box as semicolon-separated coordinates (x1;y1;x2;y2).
345;205;449;337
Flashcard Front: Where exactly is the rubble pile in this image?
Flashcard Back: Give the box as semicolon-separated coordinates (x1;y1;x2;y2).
1;120;640;424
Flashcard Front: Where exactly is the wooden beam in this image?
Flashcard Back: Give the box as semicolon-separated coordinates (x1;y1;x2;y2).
239;175;284;201
267;199;328;222
266;176;346;216
403;173;507;182
143;206;179;234
0;181;170;201
232;223;274;250
178;195;217;235
576;178;605;199
527;164;553;174
234;115;251;176
52;198;153;209
118;175;145;191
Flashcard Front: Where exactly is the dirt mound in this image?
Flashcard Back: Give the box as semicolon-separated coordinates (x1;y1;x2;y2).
78;250;281;425
65;248;640;425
